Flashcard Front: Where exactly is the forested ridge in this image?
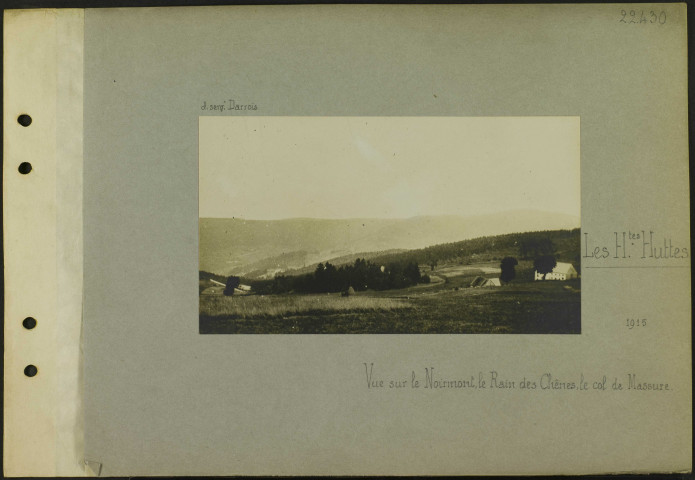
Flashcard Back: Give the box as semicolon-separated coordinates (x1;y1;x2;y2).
365;228;580;269
200;228;581;295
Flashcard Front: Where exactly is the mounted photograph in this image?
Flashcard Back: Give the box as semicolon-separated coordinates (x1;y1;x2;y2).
199;116;580;334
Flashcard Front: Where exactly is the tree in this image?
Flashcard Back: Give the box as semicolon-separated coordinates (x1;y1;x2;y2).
500;256;518;284
324;262;338;292
533;255;557;280
404;262;422;285
223;276;241;295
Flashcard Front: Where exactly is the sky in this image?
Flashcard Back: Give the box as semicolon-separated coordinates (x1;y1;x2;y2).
199;116;580;220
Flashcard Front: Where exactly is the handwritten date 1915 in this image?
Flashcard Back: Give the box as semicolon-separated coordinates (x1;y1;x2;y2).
626;318;647;329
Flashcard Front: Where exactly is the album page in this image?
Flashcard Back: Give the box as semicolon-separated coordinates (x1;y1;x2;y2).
3;4;691;476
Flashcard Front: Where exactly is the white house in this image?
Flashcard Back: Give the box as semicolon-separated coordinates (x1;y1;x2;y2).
534;262;578;281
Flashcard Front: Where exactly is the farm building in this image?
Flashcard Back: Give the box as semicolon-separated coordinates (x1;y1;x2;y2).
470;276;501;287
233;285;252;295
201;286;224;295
534;262;578;281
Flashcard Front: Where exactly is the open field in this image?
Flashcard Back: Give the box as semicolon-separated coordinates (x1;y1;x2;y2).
201;295;410;320
200;277;580;334
434;264;501;277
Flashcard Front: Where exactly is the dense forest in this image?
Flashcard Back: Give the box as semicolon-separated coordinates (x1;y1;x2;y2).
249;258;427;295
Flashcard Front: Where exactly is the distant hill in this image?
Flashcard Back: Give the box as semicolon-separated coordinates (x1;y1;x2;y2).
199;210;579;277
365;228;581;271
241;228;581;296
247;248;408;279
280;228;581;282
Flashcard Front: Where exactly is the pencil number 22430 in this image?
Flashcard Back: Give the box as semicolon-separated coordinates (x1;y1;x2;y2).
620;10;666;24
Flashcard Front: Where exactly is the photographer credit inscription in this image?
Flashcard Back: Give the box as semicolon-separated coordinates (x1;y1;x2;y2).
364;363;671;393
200;99;258;112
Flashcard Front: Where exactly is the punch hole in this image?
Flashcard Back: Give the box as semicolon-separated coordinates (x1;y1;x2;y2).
24;365;38;377
18;162;32;174
23;317;37;330
17;114;32;126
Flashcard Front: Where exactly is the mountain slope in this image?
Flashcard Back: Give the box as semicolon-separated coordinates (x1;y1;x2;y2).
199;210;579;276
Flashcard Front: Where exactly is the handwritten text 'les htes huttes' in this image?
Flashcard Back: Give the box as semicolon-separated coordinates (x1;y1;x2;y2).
583;231;688;260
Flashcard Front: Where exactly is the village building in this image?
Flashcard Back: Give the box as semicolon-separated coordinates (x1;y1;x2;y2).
470;276;501;287
234;284;252;295
534;262;578;281
201;286;224;295
201;281;252;296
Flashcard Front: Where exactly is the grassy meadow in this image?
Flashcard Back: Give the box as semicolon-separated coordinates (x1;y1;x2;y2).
199;262;580;334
